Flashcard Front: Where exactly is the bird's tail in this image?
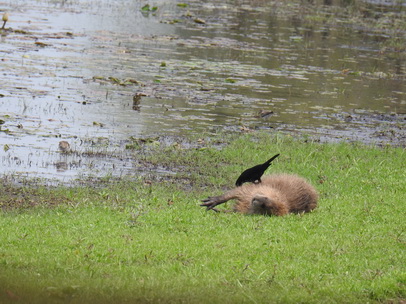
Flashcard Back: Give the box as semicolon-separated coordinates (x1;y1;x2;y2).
265;154;280;166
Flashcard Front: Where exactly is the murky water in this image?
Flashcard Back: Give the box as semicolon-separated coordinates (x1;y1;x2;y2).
0;0;405;183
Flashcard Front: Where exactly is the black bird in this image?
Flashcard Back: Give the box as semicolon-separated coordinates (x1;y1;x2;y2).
235;154;280;186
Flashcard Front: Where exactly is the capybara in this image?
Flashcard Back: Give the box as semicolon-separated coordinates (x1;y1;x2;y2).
201;174;318;216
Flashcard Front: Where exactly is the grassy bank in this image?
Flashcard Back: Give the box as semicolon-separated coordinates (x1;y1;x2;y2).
0;133;405;303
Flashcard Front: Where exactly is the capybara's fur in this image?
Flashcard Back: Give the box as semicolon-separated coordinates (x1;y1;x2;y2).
201;174;318;216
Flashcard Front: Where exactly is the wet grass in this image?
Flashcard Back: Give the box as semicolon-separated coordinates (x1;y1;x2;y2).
0;132;405;303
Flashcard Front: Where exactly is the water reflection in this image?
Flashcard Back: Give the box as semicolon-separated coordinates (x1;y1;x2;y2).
0;0;404;183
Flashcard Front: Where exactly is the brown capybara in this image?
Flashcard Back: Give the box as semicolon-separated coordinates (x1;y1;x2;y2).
201;174;318;216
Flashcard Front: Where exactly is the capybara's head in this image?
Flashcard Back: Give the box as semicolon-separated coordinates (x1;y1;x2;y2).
250;196;274;215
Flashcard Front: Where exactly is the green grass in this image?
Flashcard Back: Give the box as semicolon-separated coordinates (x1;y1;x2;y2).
0;133;405;303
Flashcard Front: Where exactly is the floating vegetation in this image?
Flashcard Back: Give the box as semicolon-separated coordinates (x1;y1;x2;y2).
141;4;158;12
225;78;237;84
177;3;189;8
93;121;105;127
92;76;140;86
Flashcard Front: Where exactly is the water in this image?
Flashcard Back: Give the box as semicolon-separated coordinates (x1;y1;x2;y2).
0;0;405;183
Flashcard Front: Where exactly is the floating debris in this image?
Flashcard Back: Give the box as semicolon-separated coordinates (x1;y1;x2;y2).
132;93;143;111
255;110;274;118
58;141;71;153
35;41;50;47
194;18;206;24
1;12;8;29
